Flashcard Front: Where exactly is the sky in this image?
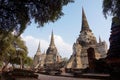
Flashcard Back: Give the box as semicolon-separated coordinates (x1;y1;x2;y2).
22;0;112;59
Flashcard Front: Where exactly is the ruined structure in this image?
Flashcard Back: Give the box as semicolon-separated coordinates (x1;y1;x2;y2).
33;42;46;69
39;51;46;68
66;8;108;70
33;31;62;71
33;42;41;68
45;31;62;65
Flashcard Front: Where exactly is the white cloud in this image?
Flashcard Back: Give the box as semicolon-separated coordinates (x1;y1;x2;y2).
22;35;72;58
54;35;72;58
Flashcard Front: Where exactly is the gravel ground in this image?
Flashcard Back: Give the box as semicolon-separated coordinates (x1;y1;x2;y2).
13;74;101;80
0;72;106;80
37;74;100;80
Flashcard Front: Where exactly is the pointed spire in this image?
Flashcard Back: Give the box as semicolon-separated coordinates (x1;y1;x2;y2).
36;41;41;55
37;41;41;52
50;30;55;47
81;7;91;32
99;36;102;43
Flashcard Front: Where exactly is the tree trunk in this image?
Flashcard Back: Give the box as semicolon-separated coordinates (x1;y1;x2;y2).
12;64;15;69
1;62;9;72
20;57;22;69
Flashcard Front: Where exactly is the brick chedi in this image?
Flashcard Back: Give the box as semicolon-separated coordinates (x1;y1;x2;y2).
66;8;108;70
33;32;62;71
45;31;61;65
39;51;46;68
33;42;41;69
33;42;47;69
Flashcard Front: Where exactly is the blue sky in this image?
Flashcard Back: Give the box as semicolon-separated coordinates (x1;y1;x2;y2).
22;0;112;58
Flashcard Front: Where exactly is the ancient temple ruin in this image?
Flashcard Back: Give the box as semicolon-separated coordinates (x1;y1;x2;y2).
39;51;46;68
45;31;62;65
33;42;42;69
33;31;62;70
66;8;108;70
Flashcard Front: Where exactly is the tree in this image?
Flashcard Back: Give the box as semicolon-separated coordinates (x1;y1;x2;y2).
0;0;74;36
11;37;28;69
0;33;28;71
102;0;120;18
24;56;33;68
0;33;15;60
102;0;120;76
102;0;120;59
